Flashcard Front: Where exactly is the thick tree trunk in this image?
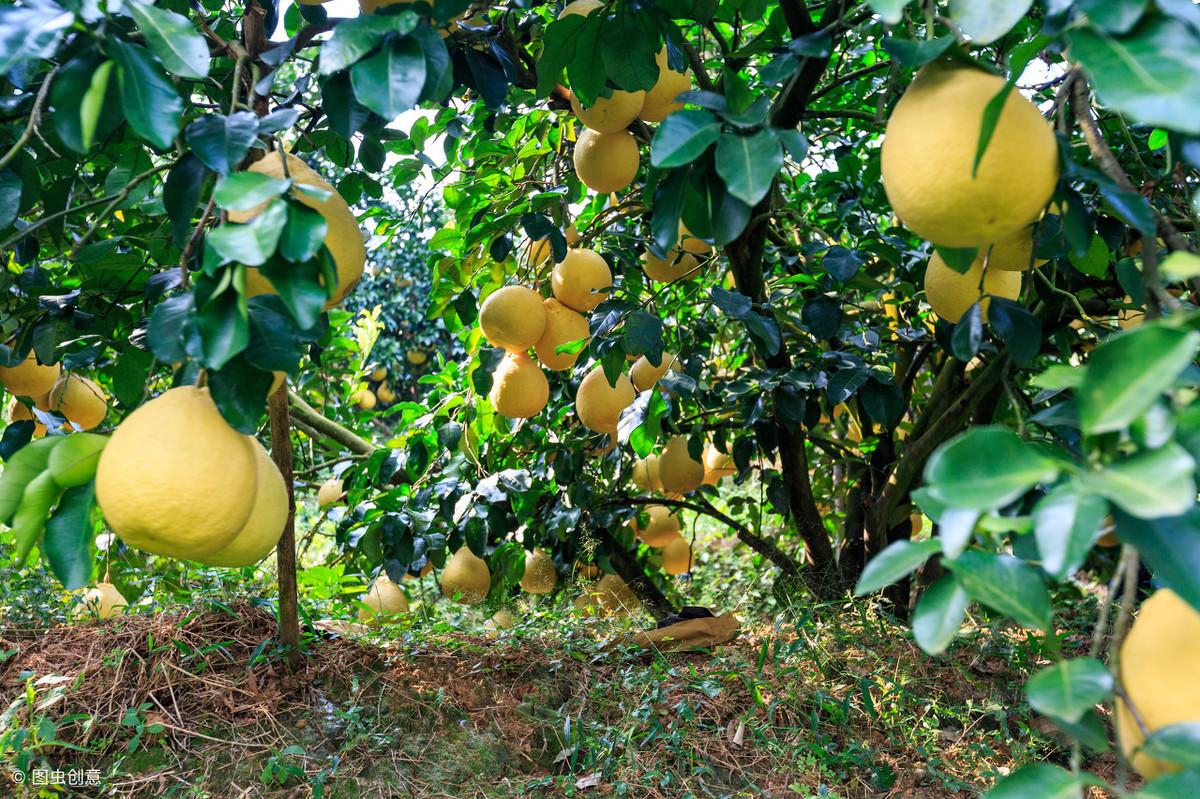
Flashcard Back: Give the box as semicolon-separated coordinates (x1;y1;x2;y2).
269;383;302;669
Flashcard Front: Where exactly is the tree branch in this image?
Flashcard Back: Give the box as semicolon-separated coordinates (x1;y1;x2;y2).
287;390;377;455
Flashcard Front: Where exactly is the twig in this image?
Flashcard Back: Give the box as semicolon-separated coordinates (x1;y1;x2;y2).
0;66;58;171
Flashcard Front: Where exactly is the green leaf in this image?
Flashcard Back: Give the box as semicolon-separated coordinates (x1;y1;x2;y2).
1033;484;1109;579
185;112;261;176
854;539;941;595
600;10;658;92
1068;233;1109;276
256;253;330;329
949;0;1033;45
319;13;414;75
1161;250;1200;281
80;60;116;151
206;199;289;267
164;154;207;248
42;483;96;591
1080;443;1196;519
944;549;1053;632
925;426;1060;510
14;470;63;565
110;38;183;150
865;0;911;24
279;203;328;263
146;293;195;364
214;172;290;212
127;0;210;79
206;354;274;434
196;288;250;371
1067;15;1200;134
351;36;427;121
912;574;970;654
881;35;954;67
565;14;607;105
47;433;107;488
973;35;1051;174
1026;657;1113;723
1142;723;1200;770
535;13;587;97
0;0;74;75
985;764;1084;799
1076;0;1150;34
650;110;722;169
1140;770;1200;799
714;129;783;206
1112;509;1200;613
1077;324;1199;434
245;297;305;373
0;437;62;525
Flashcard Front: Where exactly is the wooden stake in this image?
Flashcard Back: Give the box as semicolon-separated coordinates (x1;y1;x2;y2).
269;381;302;669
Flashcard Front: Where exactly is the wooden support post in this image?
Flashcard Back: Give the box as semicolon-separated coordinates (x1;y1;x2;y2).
269;382;302;669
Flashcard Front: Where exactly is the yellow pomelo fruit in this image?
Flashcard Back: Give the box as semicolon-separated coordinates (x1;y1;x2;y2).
370;367;388;382
441;546;491;604
357;574;409;622
200;438;287;567
573;128;639;194
642;249;700;283
640;47;692;123
678;222;712;255
0;351;60;398
406;349;427;366
576;365;635;433
881;62;1058;247
1116;589;1200;779
632;504;680;546
479;285;548;351
95;387;257;559
528;237;552;266
352;388;377;410
489;351;549;419
9;399;45;436
570;89;645;134
535;298;590;371
983;230;1045;272
228;152;364;308
559;0;602;17
74;582;128;620
702;444;736;485
594;573;639;616
631;454;662;492
552;248;612;312
658;435;704;494
661;536;692;575
47;374;108;430
317;477;344;508
520;548;558;594
377;383;396;403
630;352;675;392
910;513;924;535
490;608;515;628
924;253;1022;323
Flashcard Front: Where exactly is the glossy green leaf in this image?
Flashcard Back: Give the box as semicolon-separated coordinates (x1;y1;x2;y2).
651;110;722;169
127;0;210;79
42;483;96;591
985;764;1085;799
351;36;426;121
912;574;970;655
949;0;1033;45
1033;483;1109;579
1080;443;1196;519
853;538;941;595
1143;723;1200;770
213;172;290;211
1026;657;1112;723
944;549;1053;632
1076;324;1199;434
714;129;783;206
925;426;1060;510
110;38;183;150
1113;509;1200;613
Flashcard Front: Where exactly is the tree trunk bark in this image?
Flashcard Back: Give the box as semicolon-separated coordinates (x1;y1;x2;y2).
602;528;676;620
269;382;302;669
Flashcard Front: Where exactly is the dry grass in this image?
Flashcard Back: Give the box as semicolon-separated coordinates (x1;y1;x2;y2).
0;602;1123;798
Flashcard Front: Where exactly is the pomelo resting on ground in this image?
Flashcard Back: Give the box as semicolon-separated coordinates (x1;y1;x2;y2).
520;548;558;594
74;582;128;620
357;574;409;622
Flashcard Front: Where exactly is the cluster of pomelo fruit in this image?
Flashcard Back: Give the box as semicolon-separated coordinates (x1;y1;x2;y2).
559;0;693;196
881;61;1059;324
1;350;109;436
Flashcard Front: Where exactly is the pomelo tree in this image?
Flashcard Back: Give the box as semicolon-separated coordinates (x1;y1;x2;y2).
1;0;1199;792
